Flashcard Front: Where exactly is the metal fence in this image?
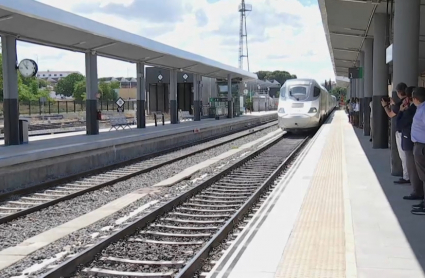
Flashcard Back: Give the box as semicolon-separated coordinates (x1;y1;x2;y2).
0;100;138;115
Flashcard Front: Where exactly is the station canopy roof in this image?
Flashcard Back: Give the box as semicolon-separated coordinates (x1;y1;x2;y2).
0;0;258;81
319;0;425;79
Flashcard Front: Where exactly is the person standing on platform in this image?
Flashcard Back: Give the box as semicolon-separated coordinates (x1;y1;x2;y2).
398;87;422;200
348;99;354;124
408;87;425;215
381;83;410;184
353;98;360;127
369;99;373;142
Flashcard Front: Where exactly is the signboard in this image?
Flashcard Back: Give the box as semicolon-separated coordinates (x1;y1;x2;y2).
209;97;227;102
116;97;125;108
348;67;363;79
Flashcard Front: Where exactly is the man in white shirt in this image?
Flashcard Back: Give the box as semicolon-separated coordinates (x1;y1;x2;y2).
353;99;360;127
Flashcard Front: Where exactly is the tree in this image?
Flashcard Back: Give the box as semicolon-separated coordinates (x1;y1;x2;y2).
330;87;347;101
98;81;119;101
56;73;84;97
38;78;49;88
73;80;87;102
0;53;53;102
255;70;297;85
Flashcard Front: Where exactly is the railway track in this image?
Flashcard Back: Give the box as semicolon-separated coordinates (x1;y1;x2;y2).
41;133;308;278
0;121;276;224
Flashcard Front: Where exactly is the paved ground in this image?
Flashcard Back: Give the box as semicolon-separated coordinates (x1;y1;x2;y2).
207;110;425;278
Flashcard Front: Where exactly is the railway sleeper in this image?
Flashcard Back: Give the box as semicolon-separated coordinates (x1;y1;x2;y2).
150;224;219;231
184;203;240;208
161;217;224;224
176;207;236;213
129;238;204;245
83;267;174;278
140;231;211;237
99;256;185;266
202;191;252;196
169;212;231;218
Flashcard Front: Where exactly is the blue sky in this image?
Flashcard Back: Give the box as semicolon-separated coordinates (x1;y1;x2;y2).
16;0;334;81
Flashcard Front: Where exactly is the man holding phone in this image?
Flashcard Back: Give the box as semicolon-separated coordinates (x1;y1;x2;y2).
381;83;410;184
409;87;425;215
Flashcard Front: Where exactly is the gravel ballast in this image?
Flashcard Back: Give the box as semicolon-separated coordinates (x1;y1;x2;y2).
0;125;279;278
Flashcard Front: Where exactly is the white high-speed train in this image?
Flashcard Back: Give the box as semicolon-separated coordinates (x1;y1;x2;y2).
277;78;336;132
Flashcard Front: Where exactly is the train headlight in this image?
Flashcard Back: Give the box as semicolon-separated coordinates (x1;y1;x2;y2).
308;107;317;113
278;108;285;113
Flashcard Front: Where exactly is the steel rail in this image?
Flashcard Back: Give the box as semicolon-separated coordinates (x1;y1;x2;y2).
176;137;308;277
40;132;305;278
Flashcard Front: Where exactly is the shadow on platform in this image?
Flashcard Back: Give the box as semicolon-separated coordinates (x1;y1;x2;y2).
352;124;425;273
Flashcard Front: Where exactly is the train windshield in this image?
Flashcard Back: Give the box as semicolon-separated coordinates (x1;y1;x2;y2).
280;85;309;101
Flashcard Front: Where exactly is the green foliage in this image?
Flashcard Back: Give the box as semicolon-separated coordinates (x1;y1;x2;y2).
73;80;87;102
0;52;55;102
56;73;84;97
38;78;49;88
256;70;297;85
17;74;53;102
330;87;347;100
99;81;119;101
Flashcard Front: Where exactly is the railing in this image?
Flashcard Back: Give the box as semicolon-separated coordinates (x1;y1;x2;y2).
0;100;138;116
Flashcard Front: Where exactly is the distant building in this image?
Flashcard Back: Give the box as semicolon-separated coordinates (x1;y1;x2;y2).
36;71;82;84
243;79;281;97
99;77;137;89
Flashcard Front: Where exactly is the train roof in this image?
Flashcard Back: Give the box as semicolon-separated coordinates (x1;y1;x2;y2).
282;78;329;92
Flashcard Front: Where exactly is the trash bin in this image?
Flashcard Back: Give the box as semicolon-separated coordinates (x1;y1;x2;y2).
19;119;29;144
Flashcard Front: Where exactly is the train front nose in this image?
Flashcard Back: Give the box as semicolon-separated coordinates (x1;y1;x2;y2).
279;114;320;129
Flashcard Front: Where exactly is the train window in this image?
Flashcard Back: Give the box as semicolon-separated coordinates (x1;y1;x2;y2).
288;86;307;96
313;87;321;97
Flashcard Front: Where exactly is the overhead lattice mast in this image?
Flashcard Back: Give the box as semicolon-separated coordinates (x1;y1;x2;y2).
238;0;252;71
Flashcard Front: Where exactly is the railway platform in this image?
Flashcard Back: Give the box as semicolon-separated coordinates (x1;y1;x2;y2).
0;112;276;192
207;110;425;278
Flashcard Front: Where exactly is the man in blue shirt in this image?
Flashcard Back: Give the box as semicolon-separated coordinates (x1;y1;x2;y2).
409;87;425;215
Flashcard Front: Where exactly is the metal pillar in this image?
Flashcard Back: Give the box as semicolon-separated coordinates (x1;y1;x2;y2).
363;38;373;136
359;52;365;128
347;83;351;99
372;13;388;149
136;62;146;128
2;36;19;145
170;69;178;124
85;52;99;135
391;0;420;176
193;74;201;121
227;74;233;118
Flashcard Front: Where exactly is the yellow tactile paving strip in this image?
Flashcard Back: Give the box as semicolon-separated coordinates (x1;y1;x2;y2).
275;112;354;278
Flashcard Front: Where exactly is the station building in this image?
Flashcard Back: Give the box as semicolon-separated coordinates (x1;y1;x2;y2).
319;0;425;176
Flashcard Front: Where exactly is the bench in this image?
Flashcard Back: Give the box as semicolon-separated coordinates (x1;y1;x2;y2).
179;111;193;122
109;115;132;131
153;111;165;126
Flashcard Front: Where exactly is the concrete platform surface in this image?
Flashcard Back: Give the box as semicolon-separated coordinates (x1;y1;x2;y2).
0;112;276;168
0;112;277;193
207;110;425;278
